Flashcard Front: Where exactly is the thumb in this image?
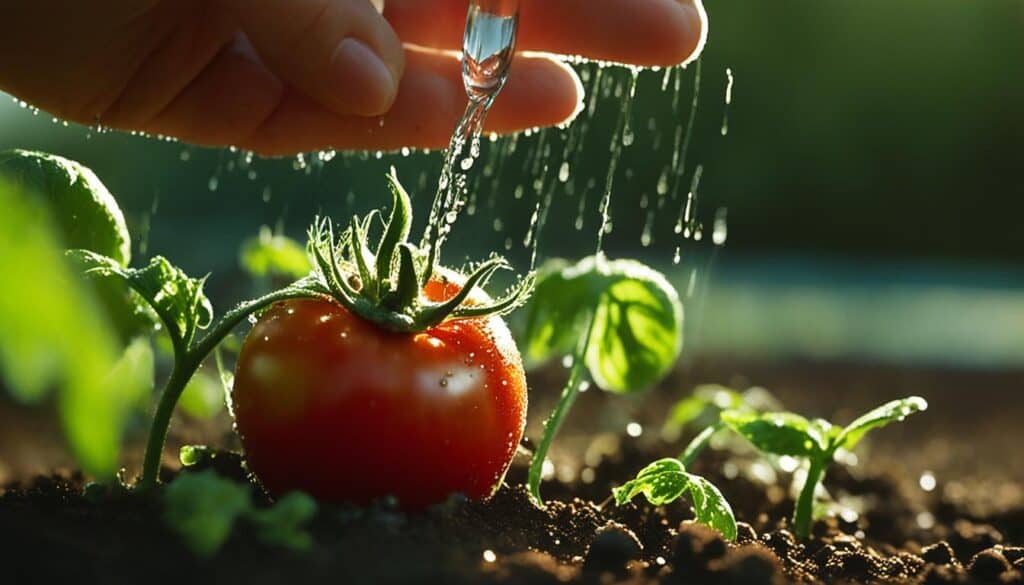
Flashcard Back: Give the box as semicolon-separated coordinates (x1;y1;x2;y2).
221;0;404;116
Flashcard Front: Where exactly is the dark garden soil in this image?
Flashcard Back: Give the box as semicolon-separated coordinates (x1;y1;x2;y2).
2;358;1023;585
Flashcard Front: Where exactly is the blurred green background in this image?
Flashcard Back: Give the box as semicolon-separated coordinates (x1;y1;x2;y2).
2;0;1023;367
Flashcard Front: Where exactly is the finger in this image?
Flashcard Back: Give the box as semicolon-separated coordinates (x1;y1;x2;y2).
245;49;582;155
144;35;285;147
384;0;707;67
145;48;581;155
219;0;405;116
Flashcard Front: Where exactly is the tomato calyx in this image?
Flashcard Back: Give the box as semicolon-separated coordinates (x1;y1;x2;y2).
306;168;534;333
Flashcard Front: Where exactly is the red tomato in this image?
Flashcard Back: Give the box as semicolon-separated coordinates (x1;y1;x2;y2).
232;276;528;509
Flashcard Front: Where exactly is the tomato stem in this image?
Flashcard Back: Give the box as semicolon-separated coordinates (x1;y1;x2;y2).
137;284;325;489
527;310;598;506
138;359;193;490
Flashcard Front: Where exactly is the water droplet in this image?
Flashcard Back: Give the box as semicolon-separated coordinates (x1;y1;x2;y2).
712;208;728;246
919;471;936;492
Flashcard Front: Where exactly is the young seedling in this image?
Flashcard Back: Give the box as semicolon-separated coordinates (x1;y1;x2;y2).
666;384;782;467
720;396;928;539
613;458;737;541
519;256;684;505
163;469;317;557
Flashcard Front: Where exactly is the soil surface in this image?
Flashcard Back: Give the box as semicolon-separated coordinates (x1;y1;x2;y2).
2;358;1023;584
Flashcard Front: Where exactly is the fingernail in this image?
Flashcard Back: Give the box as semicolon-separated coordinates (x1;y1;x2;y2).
330;38;397;115
676;0;708;67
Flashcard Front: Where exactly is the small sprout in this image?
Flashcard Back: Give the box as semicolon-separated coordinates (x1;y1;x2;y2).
665;384;782;466
720;396;928;539
614;458;737;541
163;470;318;557
163;470;251;557
664;384;781;438
520;255;684;505
247;492;318;551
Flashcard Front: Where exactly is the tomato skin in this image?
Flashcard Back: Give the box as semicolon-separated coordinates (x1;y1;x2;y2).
232;280;527;509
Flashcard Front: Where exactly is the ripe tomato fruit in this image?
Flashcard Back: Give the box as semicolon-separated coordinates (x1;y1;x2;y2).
232;276;528;509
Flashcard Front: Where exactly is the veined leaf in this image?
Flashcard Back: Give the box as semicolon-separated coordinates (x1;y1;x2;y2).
613;458;737;541
519;259;591;367
0;149;130;265
721;410;825;457
69;251;213;345
834;396;928;451
519;256;683;394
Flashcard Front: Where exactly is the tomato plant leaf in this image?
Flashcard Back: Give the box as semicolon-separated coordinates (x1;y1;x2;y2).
247;492;318;551
721;410;824;456
833;396;928;451
613;458;737;541
68;250;213;346
163;470;252;557
518;259;591;366
520;256;683;393
586;261;683;393
239;227;311;280
0;149;131;265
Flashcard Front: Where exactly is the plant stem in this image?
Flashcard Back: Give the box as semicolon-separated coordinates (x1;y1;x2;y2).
138;359;195;489
679;420;725;468
793;457;827;539
527;311;597;506
137;286;322;489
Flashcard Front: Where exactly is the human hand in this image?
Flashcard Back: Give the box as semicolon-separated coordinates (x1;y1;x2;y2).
0;0;706;155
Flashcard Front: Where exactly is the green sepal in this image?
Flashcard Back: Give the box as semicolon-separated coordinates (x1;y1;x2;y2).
305;170;534;334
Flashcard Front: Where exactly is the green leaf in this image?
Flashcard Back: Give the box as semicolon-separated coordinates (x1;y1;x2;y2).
163;470;252;557
104;337;155;409
686;473;739;542
0;150;156;340
721;410;825;457
179;368;226;419
0;149;131;265
613;458;737;541
833;396;928;451
247;492;318;551
518;259;591;367
666;385;745;431
0;177;131;477
240;226;311;280
614;458;690;505
520;256;683;393
69;250;213;345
